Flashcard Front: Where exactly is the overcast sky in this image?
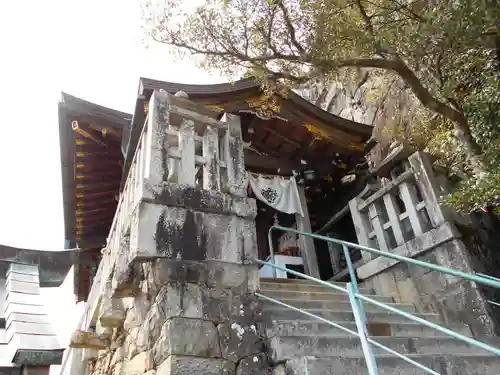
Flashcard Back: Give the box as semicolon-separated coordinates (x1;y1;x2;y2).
0;1;221;373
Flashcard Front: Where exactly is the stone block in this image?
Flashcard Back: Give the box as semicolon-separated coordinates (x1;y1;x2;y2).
70;330;108;350
123;292;151;331
124;327;141;359
153;318;220;365
111;233;144;298
228;294;263;327
148;259;258;294
218;322;263;363
110;347;126;368
100;296;126;328
113;360;127;375
415;270;458;296
128;203;257;263
154;282;234;323
433;280;495;336
236;354;268;375
395;277;424;312
271;364;286;375
156;355;235;375
124;351;154;375
155;283;203;319
142;303;166;343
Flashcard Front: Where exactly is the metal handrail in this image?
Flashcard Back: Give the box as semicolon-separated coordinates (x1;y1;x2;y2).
257;225;500;375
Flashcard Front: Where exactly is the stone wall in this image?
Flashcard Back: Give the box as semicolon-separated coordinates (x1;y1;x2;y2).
77;91;270;375
360;238;496;336
87;260;267;375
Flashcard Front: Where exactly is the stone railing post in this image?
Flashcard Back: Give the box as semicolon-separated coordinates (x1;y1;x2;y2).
349;150;497;335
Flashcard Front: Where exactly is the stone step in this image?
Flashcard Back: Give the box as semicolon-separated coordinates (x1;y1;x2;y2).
260;277;348;286
267;319;472;338
262;307;442;324
261;297;416;314
274;354;500;375
260;288;394;303
259;281;373;294
270;335;497;362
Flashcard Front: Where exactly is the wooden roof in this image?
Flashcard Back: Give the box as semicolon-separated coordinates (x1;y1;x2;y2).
58;93;132;250
59;78;374;251
121;77;373;190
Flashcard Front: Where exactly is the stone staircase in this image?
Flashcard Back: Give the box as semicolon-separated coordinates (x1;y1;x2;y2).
259;278;500;375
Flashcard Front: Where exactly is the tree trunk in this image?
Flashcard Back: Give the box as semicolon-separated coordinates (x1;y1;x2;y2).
451;117;487;178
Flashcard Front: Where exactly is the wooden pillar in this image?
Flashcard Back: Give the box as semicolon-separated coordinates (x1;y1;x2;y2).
295;184;320;279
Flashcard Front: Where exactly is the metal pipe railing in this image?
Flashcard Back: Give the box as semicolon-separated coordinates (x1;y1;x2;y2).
256;225;500;375
268;225;500;290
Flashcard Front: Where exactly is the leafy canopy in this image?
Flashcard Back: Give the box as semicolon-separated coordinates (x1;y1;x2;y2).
143;0;499;213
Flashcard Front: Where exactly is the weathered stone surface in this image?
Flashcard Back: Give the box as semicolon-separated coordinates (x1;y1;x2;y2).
229;294;263;326
124;351;154;375
122;327;141;360
110;347;126;368
153;318;220;365
271;364;286;375
113;360;127;375
156;355;235;375
70;330;108;350
148;259;258;294
142;303;166;344
112;236;144;297
218;322;263;363
155;283;203;319
128;203;257;263
123;292;151;331
236;354;268;375
154;282;240;323
100;296;126;328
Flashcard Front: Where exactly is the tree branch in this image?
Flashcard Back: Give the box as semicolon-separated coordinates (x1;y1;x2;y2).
275;0;306;56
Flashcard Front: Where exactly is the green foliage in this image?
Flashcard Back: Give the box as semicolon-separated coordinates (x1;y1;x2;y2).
143;0;500;214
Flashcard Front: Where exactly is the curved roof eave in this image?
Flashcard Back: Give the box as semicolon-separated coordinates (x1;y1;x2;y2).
60;92;133;129
58;94;132;248
138;77;373;137
0;244;98;287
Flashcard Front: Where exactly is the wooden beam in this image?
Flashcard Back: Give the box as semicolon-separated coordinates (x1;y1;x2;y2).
72;121;108;147
261;123;302;148
244;150;300;174
295;184;320;278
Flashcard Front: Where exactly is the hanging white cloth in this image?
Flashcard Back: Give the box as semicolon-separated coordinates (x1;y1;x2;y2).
249;173;304;217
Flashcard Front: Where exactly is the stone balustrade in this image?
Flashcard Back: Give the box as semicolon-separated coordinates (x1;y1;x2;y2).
350;151;496;336
62;90;267;375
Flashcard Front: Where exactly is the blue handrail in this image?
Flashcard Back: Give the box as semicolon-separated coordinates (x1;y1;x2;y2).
257;225;500;375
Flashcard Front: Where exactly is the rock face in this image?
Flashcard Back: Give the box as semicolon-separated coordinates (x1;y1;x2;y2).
298;72;421;165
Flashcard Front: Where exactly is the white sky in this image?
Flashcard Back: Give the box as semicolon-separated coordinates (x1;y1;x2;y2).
0;1;222;373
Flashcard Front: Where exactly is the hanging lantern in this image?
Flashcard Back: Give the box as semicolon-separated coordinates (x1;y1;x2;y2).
301;167;317;182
